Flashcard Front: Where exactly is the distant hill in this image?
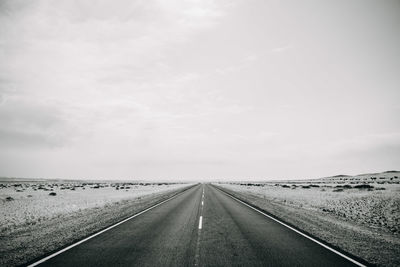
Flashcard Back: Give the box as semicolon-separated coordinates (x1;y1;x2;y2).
383;170;399;173
314;170;400;183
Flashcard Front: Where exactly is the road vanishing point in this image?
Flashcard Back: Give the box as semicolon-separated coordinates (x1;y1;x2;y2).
28;184;366;267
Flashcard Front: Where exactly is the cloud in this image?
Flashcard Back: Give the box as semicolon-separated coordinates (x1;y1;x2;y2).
329;133;400;158
0;0;231;147
0;0;399;180
271;45;292;53
0;96;72;149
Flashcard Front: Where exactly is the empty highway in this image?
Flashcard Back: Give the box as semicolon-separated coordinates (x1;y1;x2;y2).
29;184;364;267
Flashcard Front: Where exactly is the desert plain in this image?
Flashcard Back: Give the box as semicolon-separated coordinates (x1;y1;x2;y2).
1;171;399;266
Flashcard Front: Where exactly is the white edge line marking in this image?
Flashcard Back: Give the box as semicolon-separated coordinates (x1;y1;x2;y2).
198;216;203;229
28;187;194;267
215;187;366;267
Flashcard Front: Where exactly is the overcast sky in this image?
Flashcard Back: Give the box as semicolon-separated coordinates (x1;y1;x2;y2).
0;0;399;181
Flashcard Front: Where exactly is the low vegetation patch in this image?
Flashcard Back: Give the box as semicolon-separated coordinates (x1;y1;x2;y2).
354;184;374;189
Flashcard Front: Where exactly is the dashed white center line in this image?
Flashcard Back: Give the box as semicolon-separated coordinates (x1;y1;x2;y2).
195;186;205;266
198;216;203;229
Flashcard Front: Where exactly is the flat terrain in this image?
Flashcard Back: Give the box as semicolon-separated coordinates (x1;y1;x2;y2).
216;171;400;266
2;173;398;266
1;180;188;233
0;180;191;266
32;184;360;267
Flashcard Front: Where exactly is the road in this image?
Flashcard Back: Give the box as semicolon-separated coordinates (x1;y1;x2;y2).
32;184;362;267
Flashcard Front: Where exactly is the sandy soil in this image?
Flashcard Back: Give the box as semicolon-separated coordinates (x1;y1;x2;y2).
0;181;193;266
215;171;400;267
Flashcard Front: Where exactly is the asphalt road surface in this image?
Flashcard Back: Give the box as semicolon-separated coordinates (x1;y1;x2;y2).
32;184;362;267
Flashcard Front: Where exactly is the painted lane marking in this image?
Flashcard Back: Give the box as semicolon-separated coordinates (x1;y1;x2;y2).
214;186;366;267
198;216;203;229
28;186;197;267
194;186;205;266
